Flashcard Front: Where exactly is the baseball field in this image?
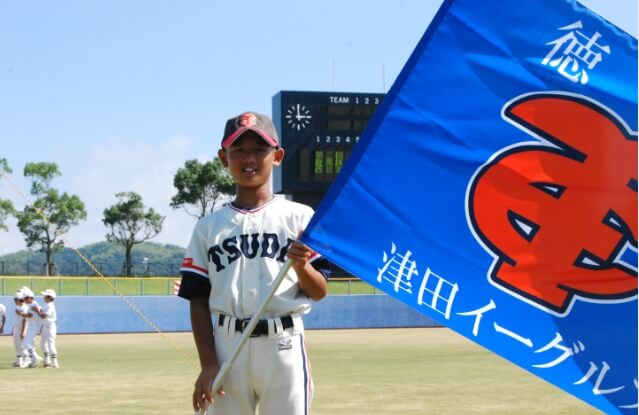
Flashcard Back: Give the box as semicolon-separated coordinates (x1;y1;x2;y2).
0;328;599;414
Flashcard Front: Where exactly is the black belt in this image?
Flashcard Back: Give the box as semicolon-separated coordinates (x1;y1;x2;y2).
218;314;294;337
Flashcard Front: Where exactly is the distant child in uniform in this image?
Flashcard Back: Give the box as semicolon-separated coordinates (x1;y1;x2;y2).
178;111;330;415
21;287;43;368
38;289;58;368
12;290;28;368
0;300;5;334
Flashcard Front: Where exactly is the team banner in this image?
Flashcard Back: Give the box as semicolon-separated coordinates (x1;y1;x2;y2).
301;0;637;413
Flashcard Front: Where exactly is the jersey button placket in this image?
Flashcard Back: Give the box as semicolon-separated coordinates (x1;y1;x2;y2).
242;214;261;316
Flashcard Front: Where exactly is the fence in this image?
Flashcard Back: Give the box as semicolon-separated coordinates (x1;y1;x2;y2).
0;276;378;296
0;276;179;296
0;260;180;277
0;294;439;333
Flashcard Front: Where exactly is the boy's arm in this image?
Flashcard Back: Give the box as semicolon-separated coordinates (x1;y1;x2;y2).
0;314;4;333
190;297;224;412
287;240;328;301
15;308;29;318
20;319;27;338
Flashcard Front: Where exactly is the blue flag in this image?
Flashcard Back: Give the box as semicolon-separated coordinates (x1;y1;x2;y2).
301;1;638;413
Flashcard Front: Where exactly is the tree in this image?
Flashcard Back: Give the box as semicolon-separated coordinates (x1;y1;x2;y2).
0;158;16;231
170;158;235;219
103;191;164;276
0;199;14;231
15;162;87;275
0;157;12;177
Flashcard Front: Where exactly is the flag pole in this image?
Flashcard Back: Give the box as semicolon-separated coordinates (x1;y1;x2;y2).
195;258;294;415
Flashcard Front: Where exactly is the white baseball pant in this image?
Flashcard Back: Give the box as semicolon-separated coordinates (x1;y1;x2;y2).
208;314;313;415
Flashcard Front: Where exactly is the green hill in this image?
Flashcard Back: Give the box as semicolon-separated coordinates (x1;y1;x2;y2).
0;241;186;276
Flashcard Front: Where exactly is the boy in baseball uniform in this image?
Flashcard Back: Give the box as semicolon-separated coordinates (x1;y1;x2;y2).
11;290;28;368
21;287;43;368
179;111;330;415
38;289;58;368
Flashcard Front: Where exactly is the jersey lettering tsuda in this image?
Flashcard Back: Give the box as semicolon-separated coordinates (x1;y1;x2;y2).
180;197;320;317
207;232;294;272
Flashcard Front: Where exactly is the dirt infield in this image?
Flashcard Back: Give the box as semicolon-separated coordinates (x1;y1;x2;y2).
0;328;598;414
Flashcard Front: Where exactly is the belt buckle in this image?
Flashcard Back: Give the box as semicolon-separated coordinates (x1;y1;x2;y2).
249;319;264;337
240;319;250;333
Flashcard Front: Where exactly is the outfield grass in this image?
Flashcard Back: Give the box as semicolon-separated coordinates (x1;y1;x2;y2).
0;329;598;414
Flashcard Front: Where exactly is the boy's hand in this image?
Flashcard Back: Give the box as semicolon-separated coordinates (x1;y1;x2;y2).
287;238;328;301
193;365;225;412
286;240;314;269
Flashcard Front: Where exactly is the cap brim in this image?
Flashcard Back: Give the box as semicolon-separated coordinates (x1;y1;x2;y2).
221;127;278;149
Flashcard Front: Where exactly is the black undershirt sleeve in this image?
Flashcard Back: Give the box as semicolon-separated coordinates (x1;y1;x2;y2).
177;271;211;300
312;257;332;280
178;258;331;301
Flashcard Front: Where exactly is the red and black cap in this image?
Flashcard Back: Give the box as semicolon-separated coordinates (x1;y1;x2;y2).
221;111;279;149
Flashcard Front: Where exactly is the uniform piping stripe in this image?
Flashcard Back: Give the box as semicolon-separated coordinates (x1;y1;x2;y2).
179;265;208;279
308;252;323;262
299;333;312;415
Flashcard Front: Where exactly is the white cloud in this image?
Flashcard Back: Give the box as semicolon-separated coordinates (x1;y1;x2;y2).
69;134;201;249
0;216;25;256
0;134;205;255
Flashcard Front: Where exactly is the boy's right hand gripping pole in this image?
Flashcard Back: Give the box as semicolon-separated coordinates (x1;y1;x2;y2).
195;259;294;415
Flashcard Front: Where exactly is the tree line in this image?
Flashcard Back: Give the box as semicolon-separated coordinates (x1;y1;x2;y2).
0;241;186;277
0;156;235;276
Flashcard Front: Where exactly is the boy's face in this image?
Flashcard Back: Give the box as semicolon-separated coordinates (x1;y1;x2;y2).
14;299;23;305
219;131;284;189
44;295;54;303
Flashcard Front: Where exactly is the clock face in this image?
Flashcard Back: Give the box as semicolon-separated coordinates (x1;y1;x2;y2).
285;104;312;130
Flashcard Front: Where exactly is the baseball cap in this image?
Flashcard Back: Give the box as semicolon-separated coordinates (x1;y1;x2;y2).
41;289;57;299
22;287;34;298
14;290;25;300
221;111;279;149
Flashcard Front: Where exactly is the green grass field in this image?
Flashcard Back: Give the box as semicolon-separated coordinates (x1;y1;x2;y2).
0;329;599;414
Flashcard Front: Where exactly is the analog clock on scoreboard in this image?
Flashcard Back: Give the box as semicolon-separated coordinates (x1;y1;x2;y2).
273;90;385;194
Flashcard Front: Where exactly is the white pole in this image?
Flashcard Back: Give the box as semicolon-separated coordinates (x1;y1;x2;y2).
195;259;294;415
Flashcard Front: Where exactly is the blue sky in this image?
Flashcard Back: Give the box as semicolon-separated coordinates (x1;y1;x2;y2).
0;0;636;255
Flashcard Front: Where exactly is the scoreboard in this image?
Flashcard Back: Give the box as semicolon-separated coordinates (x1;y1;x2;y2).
272;90;385;197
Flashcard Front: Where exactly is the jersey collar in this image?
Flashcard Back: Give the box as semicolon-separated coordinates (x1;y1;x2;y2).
228;197;278;214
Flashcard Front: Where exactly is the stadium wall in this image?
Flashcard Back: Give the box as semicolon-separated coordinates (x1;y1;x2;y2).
0;295;439;334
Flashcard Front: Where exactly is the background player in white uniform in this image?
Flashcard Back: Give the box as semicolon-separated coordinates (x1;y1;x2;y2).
38;289;58;368
178;111;330;415
21;287;43;367
12;290;28;368
0;300;5;335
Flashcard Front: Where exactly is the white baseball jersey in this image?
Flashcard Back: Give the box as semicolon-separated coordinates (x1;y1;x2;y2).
12;303;28;362
13;303;28;330
40;301;58;361
41;302;57;325
24;300;42;353
0;303;6;334
26;301;42;329
180;197;321;319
